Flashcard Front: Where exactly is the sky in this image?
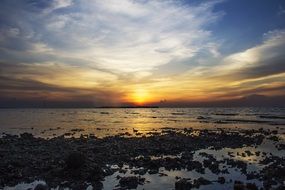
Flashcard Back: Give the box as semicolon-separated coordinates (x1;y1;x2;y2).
0;0;285;107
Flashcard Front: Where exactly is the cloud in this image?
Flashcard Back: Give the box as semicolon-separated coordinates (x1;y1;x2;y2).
144;30;285;101
0;0;227;105
181;29;285;81
217;29;285;80
1;0;284;105
0;0;223;73
0;62;118;89
0;75;125;107
50;0;73;10
28;0;74;14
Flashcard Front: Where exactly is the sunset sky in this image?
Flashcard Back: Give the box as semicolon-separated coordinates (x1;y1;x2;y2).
0;0;285;107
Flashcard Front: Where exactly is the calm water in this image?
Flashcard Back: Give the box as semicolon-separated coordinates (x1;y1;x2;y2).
0;107;284;138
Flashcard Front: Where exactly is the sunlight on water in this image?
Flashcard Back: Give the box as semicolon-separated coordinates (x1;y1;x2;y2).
0;108;284;138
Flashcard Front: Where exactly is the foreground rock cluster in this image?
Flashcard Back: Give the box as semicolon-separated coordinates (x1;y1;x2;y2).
0;128;284;189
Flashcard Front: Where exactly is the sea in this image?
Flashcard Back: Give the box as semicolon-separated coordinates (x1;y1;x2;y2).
0;107;284;138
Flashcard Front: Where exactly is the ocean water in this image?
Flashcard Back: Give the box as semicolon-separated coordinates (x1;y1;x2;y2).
0;107;284;138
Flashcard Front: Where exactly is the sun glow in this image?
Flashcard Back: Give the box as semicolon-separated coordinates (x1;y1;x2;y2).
131;88;150;105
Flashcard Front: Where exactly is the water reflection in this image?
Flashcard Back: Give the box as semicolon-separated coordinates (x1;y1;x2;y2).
0;108;284;138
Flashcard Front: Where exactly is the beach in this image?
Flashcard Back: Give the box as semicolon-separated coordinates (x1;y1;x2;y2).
0;108;284;190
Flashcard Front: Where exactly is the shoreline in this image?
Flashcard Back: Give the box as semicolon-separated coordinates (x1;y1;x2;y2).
1;128;284;190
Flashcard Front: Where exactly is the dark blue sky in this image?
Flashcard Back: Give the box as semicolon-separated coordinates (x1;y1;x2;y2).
211;0;285;53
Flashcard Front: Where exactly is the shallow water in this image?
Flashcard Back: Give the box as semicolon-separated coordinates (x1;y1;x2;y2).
4;138;284;190
0;107;284;138
101;138;284;190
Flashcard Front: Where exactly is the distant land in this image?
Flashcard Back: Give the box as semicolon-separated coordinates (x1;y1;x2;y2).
97;106;159;109
157;94;285;108
0;94;284;108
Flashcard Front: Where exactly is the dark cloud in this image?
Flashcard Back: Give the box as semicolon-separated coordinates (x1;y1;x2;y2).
210;84;285;100
0;76;76;92
0;75;125;108
206;30;285;82
226;55;285;81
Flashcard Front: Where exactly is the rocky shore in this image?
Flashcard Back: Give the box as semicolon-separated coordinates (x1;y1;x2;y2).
0;128;284;190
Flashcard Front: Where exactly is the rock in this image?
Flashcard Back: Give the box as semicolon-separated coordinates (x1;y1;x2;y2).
159;172;168;177
65;152;86;169
193;177;211;188
183;128;193;134
175;178;192;190
225;159;247;174
92;182;103;190
0;128;274;189
181;151;194;160
148;168;159;174
70;128;85;132
277;144;285;150
34;183;49;190
20;133;34;139
186;161;204;174
246;183;258;190
133;168;147;175
245;150;253;156
268;136;279;142
89;165;104;181
203;158;221;174
234;181;245;190
119;176;145;189
148;161;159;174
217;176;225;184
246;172;260;180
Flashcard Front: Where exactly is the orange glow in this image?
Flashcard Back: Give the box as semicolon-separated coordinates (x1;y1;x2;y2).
130;88;150;105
